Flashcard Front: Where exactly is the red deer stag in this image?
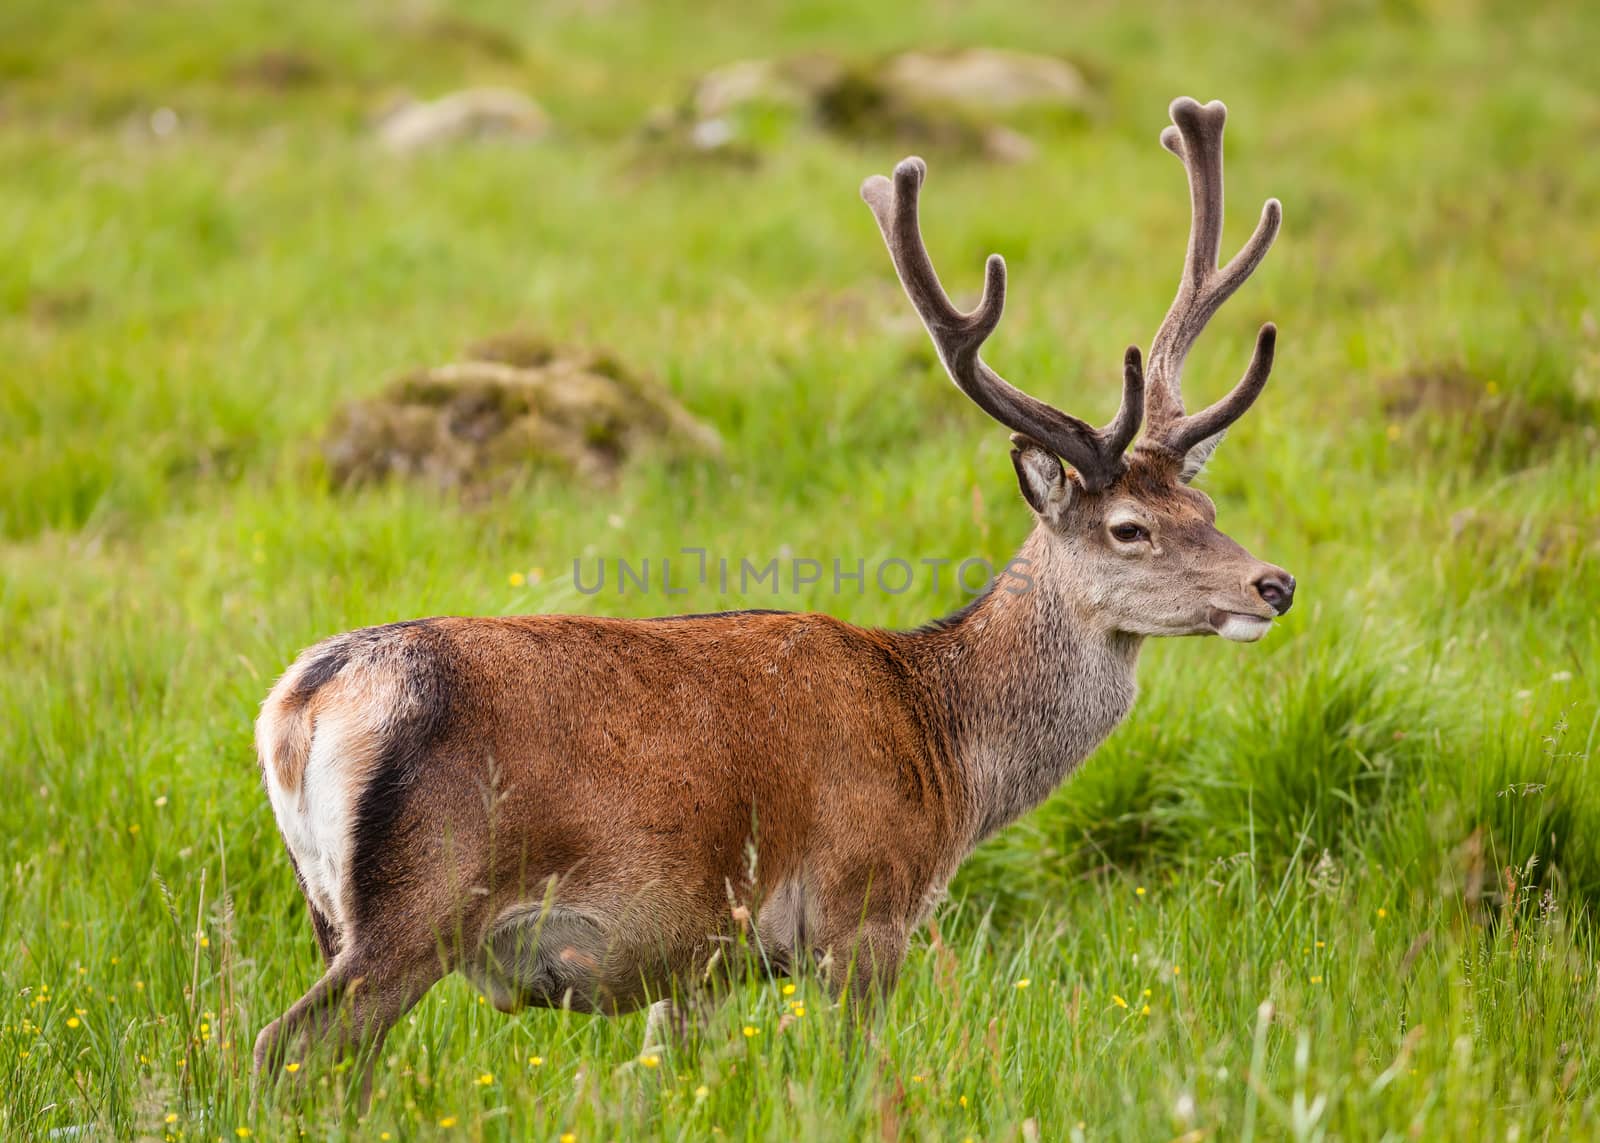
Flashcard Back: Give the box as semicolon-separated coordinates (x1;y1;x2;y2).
254;97;1295;1080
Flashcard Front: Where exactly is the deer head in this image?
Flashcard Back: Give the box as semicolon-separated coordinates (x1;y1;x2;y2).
862;97;1295;643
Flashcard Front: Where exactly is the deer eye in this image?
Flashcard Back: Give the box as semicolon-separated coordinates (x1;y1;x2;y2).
1110;522;1149;544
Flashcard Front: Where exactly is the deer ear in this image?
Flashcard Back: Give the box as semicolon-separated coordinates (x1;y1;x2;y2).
1179;428;1226;483
1009;434;1072;523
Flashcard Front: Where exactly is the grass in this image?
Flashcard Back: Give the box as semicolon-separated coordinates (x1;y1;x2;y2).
2;0;1598;1137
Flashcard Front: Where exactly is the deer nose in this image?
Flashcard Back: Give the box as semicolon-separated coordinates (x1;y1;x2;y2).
1253;571;1296;616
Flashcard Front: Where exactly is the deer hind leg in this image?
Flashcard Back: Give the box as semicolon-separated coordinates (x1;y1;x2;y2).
286;852;341;965
253;940;444;1095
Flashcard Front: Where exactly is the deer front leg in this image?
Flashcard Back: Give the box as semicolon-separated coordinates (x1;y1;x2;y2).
638;960;733;1057
639;998;682;1057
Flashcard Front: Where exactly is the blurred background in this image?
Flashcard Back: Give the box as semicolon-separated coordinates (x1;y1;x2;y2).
2;0;1598;1138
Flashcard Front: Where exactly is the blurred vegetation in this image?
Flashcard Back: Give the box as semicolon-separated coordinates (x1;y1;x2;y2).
1;0;1597;1138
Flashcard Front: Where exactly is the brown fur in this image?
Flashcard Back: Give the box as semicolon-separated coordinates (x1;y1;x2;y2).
254;608;969;1074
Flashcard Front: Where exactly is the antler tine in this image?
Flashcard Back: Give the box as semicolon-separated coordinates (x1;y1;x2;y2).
1144;98;1281;454
861;157;1144;492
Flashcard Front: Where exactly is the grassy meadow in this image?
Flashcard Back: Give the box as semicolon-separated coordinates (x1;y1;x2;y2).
3;0;1599;1138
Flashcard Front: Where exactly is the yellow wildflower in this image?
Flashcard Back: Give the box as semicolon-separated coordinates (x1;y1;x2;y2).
781;983;796;996
1111;994;1128;1009
742;1025;758;1038
529;1055;544;1067
508;572;526;588
1015;978;1031;990
476;1072;494;1085
438;1117;458;1128
639;1054;660;1068
66;1017;81;1028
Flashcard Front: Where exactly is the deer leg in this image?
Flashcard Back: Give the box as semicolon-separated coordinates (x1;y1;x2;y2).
253;943;444;1090
638;974;726;1056
639;998;678;1056
284;853;341;965
253;964;348;1079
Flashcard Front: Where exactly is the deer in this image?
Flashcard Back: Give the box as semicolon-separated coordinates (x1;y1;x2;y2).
252;97;1295;1085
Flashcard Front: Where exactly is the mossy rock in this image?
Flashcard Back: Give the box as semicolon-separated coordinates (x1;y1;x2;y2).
323;337;721;493
645;48;1091;166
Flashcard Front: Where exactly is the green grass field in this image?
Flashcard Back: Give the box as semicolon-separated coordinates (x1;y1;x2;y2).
3;0;1598;1138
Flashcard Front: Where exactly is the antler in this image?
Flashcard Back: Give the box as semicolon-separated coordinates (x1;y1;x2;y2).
1142;97;1281;457
861;158;1144;492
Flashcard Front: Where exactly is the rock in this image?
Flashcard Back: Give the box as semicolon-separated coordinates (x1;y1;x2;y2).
689;59;813;121
648;48;1089;165
978;125;1039;164
877;49;1089;112
323;336;721;493
377;88;548;153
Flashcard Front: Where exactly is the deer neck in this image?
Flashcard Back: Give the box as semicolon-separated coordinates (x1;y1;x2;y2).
908;527;1144;845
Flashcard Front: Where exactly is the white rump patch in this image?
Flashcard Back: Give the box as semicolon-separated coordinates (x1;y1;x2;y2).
258;660;405;935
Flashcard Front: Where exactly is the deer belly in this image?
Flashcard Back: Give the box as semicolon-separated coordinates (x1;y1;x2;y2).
464;904;679;1016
